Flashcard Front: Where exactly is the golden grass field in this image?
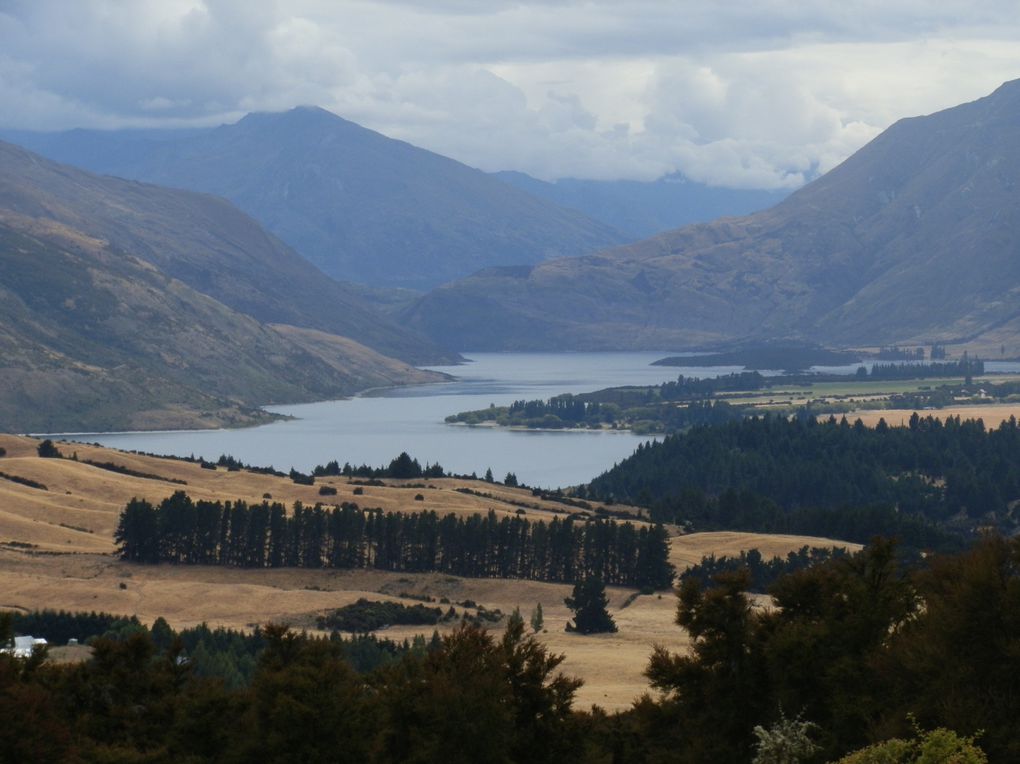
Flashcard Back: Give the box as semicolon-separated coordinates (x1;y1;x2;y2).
0;434;858;710
844;403;1020;429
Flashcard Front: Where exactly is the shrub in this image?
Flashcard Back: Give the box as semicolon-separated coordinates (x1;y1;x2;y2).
833;727;986;763
317;599;443;632
37;439;61;458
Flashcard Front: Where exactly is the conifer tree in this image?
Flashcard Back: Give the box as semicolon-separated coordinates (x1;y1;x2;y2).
530;603;544;633
564;577;616;634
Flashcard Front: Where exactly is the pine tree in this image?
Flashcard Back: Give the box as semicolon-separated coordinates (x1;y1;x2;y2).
530;603;544;633
564;577;616;634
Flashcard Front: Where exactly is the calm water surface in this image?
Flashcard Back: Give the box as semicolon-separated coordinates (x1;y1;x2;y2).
66;353;732;488
63;353;1020;488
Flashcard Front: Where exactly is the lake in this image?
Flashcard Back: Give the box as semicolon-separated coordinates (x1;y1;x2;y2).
64;352;727;488
59;352;1020;488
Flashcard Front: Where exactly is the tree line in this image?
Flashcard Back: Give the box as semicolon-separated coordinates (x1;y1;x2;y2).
5;609;421;689
584;413;1020;539
862;357;984;380
680;545;851;593
115;493;675;590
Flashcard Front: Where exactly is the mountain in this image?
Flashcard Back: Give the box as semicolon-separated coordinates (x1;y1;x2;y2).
0;141;451;365
4;108;626;290
405;79;1020;352
492;171;787;239
0;142;447;432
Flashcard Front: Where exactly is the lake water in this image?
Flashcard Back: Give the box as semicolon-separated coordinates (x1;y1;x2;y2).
64;352;726;488
61;353;1020;488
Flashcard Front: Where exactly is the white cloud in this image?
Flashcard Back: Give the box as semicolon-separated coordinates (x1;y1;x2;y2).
2;1;1020;187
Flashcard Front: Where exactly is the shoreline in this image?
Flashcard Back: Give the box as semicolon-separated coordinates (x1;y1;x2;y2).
35;369;460;439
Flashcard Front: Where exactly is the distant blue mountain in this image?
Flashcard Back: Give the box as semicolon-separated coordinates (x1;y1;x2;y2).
491;170;788;239
1;110;625;290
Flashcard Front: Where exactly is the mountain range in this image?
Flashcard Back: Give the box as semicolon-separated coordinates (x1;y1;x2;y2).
405;79;1020;353
492;171;787;240
0;141;446;432
3;109;626;290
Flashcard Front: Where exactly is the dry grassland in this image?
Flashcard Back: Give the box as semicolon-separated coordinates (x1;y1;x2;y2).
840;404;1020;429
0;434;855;710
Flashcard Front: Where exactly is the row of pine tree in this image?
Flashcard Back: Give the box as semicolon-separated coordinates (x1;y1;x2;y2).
115;493;675;589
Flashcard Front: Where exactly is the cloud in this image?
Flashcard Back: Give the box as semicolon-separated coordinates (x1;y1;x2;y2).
2;1;1020;187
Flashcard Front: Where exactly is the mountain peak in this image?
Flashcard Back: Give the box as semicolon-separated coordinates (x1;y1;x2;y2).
236;104;354;129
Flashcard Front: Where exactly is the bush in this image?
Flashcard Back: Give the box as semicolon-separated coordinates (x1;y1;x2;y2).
289;469;314;485
317;599;443;632
37;439;61;458
319;485;338;496
833;727;986;763
751;711;819;763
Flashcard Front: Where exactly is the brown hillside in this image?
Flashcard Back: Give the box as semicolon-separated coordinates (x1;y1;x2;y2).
0;434;857;709
0;140;452;365
0;215;443;432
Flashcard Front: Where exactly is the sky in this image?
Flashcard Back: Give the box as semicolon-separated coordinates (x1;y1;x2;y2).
2;1;1020;189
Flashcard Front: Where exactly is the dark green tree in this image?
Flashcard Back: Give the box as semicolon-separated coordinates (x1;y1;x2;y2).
388;452;423;479
36;439;61;458
644;569;766;762
565;577;617;634
114;498;160;563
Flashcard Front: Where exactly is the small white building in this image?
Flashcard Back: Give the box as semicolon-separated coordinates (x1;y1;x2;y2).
1;635;47;658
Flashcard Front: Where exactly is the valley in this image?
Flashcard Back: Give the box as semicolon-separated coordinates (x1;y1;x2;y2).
0;433;852;710
2;31;1020;758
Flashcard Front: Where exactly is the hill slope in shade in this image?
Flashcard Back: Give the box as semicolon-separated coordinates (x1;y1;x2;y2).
4;108;626;290
0;141;453;365
406;79;1020;352
0;147;447;432
493;171;788;239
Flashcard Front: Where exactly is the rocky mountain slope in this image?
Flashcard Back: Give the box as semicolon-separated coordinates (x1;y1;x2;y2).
406;79;1020;352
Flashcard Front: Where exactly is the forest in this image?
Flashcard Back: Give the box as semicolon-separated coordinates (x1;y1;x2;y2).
114;495;675;590
679;545;851;592
2;536;1014;762
583;413;1020;542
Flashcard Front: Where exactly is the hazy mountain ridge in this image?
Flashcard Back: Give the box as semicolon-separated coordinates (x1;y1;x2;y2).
492;170;788;239
406;79;1020;352
3;108;627;290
